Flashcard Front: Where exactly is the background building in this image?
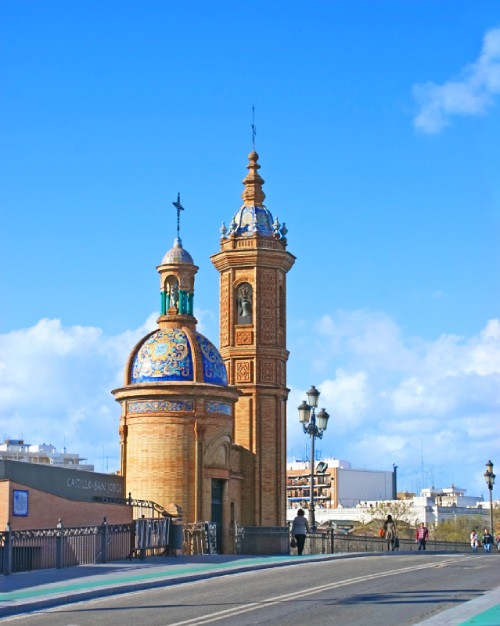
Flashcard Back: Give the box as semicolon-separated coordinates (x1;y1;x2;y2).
287;458;396;512
0;439;93;471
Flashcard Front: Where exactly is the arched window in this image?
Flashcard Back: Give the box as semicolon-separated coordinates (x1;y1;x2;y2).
236;283;253;325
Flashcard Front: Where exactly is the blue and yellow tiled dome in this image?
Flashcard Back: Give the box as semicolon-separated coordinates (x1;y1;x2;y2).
131;328;227;386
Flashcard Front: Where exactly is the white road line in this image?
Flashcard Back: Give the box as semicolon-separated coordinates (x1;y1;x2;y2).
167;556;469;626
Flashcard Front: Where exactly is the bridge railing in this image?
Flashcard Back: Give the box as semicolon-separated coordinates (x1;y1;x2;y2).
234;527;471;555
0;517;174;575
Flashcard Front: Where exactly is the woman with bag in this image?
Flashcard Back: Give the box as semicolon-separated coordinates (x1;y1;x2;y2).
383;514;397;551
291;508;309;555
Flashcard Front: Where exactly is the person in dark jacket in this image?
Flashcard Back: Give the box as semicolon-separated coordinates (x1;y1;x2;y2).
291;509;310;556
482;528;494;553
383;515;397;551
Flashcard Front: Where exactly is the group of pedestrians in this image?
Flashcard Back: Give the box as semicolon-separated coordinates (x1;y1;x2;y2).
470;528;497;553
290;511;432;554
381;516;431;551
291;511;499;555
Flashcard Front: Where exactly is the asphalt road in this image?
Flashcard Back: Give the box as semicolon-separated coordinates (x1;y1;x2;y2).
1;554;499;625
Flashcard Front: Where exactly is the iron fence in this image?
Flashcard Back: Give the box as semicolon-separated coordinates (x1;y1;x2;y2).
235;526;289;555
234;527;471;555
132;517;172;559
183;522;218;555
310;532;470;555
0;518;175;575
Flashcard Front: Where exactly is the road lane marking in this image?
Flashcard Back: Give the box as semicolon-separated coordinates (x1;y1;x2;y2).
168;556;470;625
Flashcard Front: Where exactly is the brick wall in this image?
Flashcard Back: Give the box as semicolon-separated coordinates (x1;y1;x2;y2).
1;480;132;530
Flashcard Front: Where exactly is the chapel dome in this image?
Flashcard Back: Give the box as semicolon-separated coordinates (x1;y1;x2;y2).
130;327;227;386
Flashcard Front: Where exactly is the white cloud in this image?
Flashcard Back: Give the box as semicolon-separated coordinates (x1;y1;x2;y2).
288;311;500;494
319;371;371;429
413;28;500;133
0;315;156;471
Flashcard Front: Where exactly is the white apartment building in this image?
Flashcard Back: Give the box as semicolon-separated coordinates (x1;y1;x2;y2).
287;458;396;511
0;439;94;471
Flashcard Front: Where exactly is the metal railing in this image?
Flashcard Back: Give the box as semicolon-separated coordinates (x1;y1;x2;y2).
1;517;176;575
234;527;471;555
94;495;171;520
307;532;470;554
183;522;218;555
132;517;173;559
235;526;290;555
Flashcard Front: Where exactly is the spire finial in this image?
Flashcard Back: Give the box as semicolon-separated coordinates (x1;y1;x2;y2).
172;193;184;239
251;105;256;151
241;152;265;207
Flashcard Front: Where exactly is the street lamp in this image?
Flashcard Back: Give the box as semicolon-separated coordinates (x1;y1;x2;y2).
298;385;330;531
484;460;495;534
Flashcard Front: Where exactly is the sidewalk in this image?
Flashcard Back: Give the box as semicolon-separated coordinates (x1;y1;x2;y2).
1;553;499;624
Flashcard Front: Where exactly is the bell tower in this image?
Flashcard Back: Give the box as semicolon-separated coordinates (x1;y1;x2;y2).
211;151;295;526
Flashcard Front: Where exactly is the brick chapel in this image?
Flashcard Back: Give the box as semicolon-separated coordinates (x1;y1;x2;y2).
112;151;295;552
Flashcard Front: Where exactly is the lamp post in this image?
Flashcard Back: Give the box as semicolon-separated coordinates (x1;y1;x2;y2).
298;385;330;531
484;460;495;534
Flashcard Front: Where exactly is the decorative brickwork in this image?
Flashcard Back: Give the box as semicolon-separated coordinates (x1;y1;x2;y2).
236;329;253;345
280;361;286;386
260;360;276;383
258;268;277;345
235;360;252;383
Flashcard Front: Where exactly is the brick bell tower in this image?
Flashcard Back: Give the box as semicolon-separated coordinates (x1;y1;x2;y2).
211;151;295;526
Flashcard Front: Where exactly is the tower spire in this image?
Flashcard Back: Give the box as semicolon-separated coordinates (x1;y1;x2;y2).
241;151;265;207
251;105;256;151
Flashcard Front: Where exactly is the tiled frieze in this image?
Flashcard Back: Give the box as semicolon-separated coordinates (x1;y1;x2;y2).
127;400;194;413
205;401;232;415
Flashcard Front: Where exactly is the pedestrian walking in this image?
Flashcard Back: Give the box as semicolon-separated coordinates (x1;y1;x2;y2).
291;508;309;556
416;522;429;550
482;528;493;553
470;529;479;552
383;515;397;551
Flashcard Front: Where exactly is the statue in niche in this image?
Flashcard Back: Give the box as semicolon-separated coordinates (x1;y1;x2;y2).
168;279;179;311
237;283;252;324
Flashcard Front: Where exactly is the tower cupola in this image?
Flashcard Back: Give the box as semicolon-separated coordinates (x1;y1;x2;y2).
157;195;199;328
221;151;288;240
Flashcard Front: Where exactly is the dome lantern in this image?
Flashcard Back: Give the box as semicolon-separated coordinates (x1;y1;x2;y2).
157;195;199;326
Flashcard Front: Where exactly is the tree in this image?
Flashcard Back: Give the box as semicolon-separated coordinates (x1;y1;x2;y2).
359;501;416;538
432;515;489;542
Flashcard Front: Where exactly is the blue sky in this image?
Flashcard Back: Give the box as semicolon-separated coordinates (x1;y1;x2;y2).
1;2;499;498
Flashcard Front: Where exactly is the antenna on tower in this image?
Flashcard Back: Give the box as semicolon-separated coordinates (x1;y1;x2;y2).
172;193;184;238
251;105;257;151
